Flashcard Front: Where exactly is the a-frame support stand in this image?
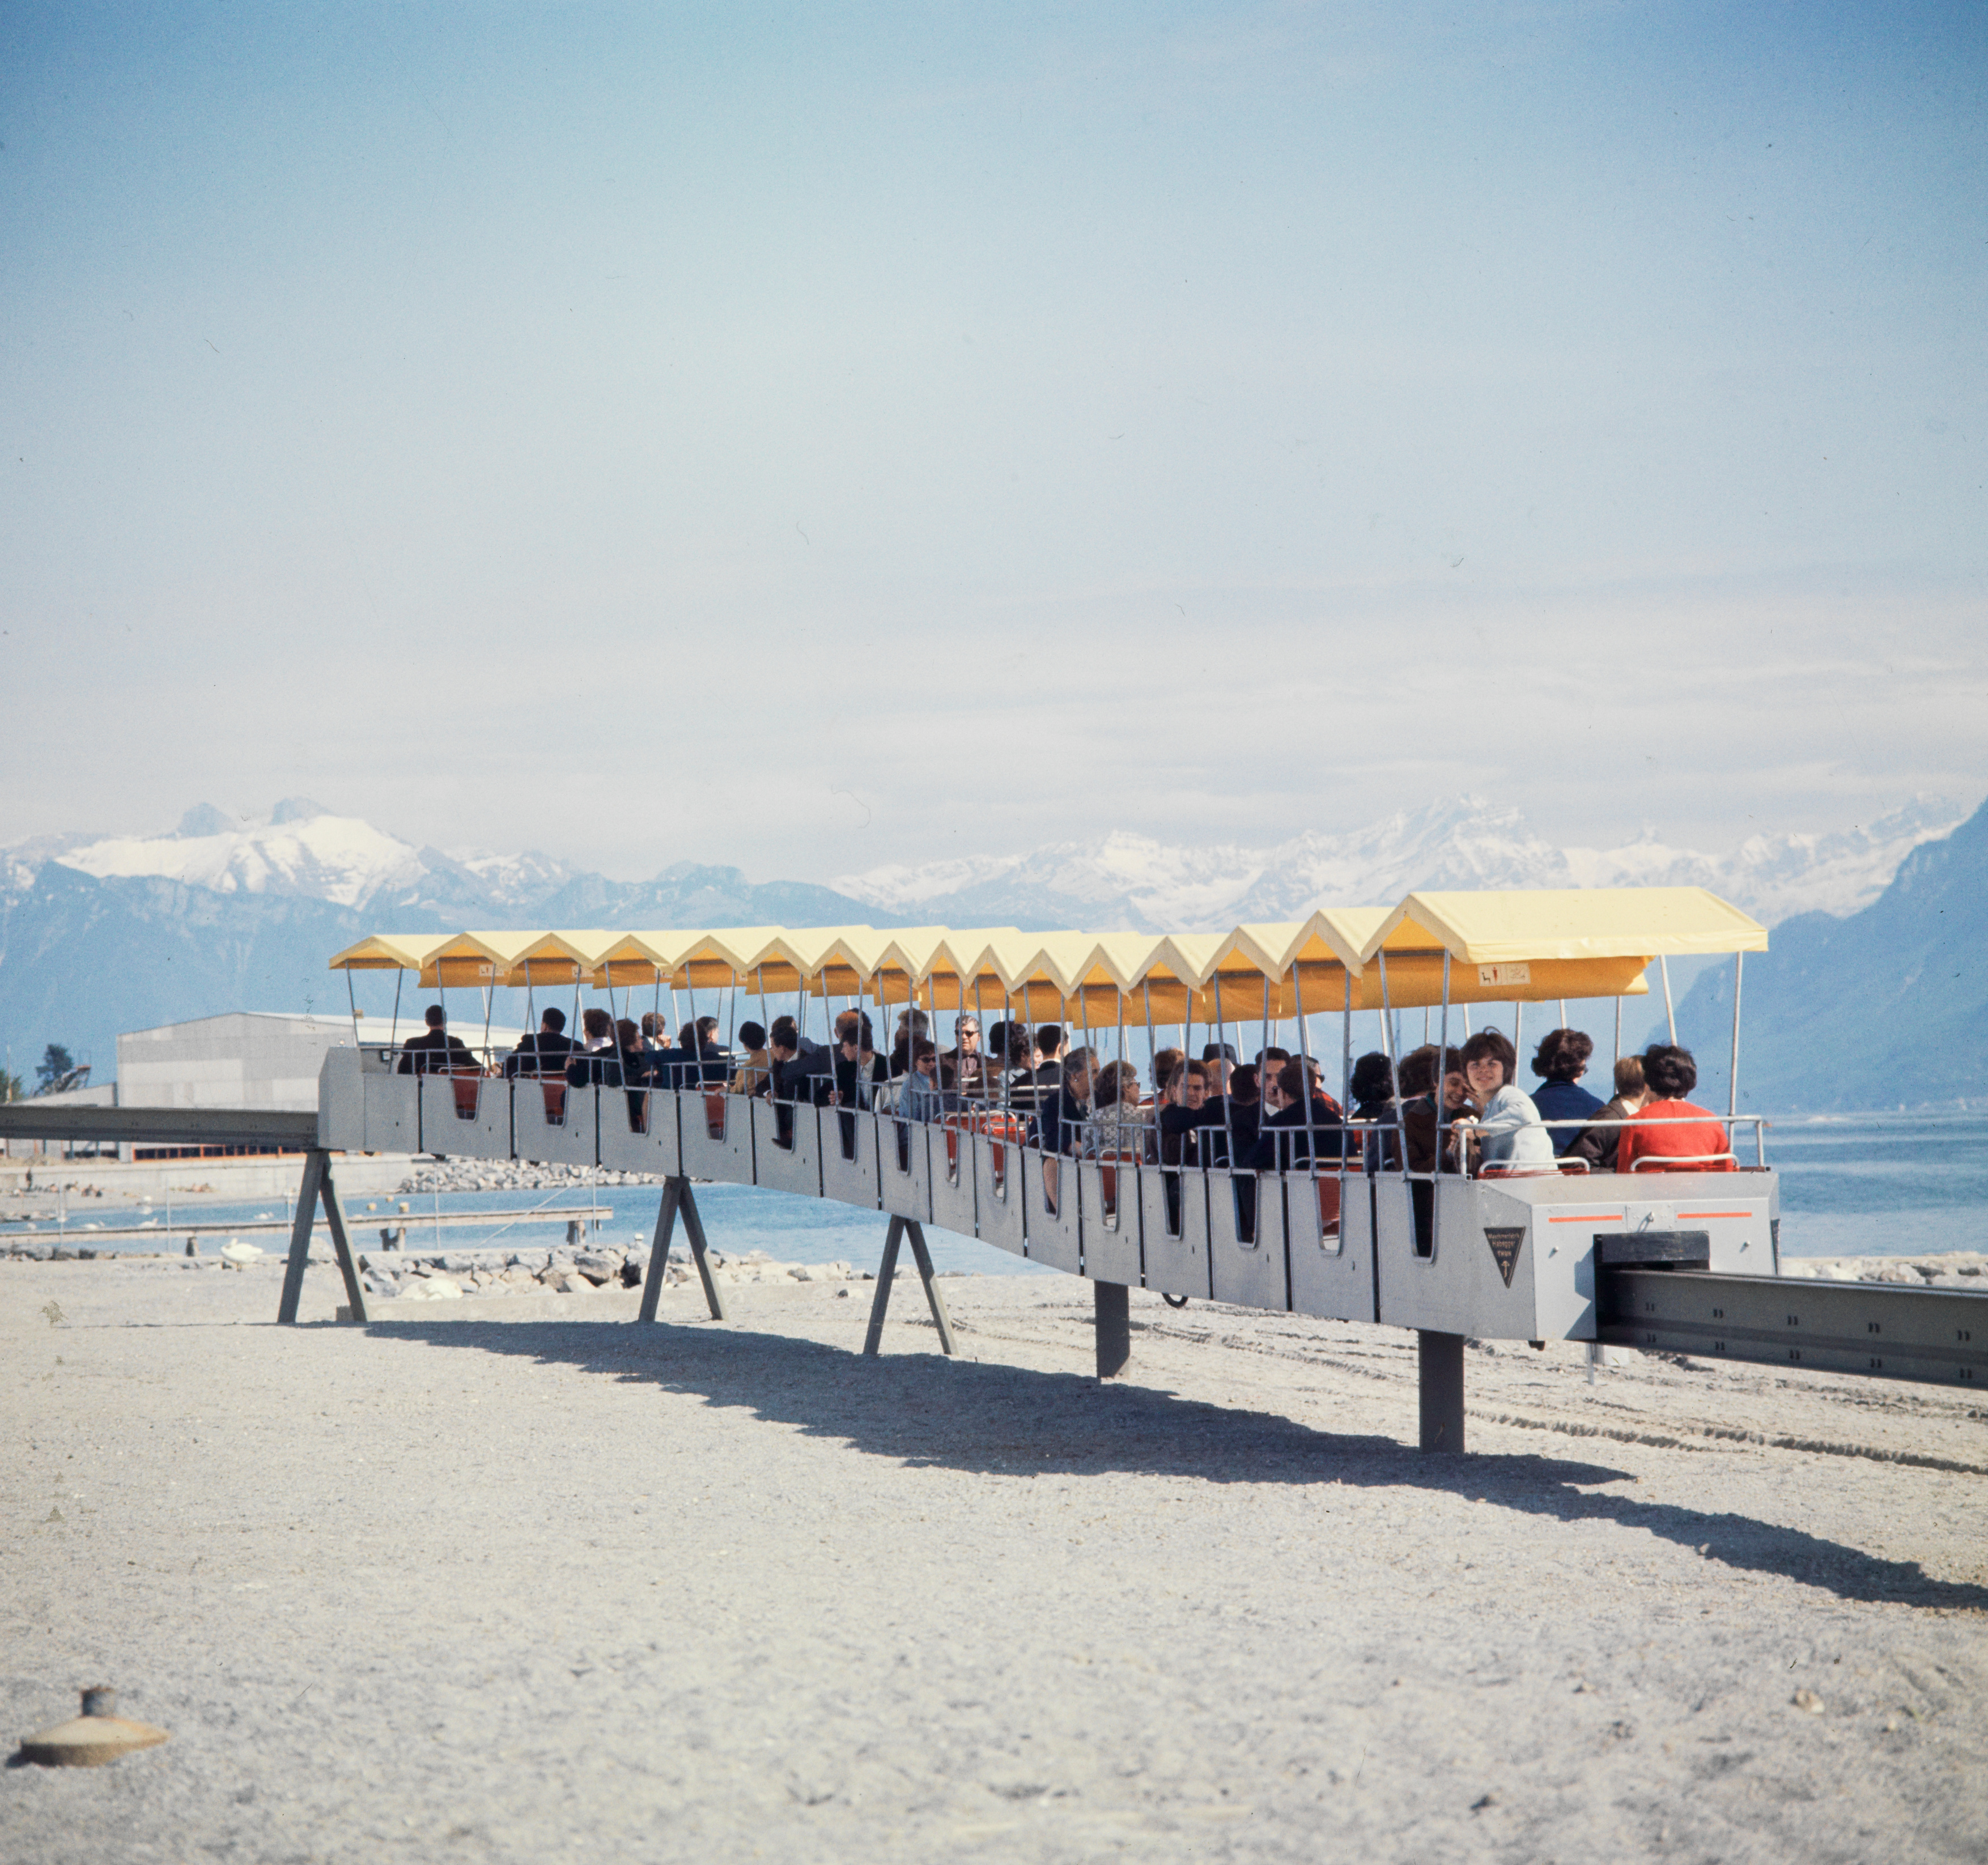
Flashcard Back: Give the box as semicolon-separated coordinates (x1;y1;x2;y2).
638;1176;728;1323
277;1149;368;1324
862;1215;957;1357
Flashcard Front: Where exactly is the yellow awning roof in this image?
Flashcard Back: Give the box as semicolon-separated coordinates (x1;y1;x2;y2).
330;889;1761;1012
1361;888;1768;963
328;933;453;973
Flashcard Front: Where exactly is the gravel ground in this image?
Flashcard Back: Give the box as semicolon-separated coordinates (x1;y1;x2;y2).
4;1255;1985;1863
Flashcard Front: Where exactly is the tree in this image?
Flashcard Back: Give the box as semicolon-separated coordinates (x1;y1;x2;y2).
35;1044;74;1092
0;1068;23;1103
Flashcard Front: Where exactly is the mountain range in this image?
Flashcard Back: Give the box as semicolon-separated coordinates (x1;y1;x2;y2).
0;791;1977;1112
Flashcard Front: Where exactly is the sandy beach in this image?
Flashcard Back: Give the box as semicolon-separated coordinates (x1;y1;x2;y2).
5;1251;1985;1863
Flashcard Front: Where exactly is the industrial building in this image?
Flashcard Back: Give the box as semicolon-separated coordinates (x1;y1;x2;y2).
4;1012;522;1162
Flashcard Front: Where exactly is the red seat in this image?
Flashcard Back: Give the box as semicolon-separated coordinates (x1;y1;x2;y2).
449;1068;481;1121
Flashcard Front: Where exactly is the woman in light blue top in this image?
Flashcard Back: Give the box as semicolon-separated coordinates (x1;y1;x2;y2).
1452;1029;1556;1174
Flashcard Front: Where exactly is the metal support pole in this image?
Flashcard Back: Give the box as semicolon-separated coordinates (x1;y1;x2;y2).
276;1149;367;1326
676;1179;726;1320
1417;1329;1465;1452
638;1176;683;1322
277;1150;324;1324
638;1176;725;1322
863;1214;906;1355
320;1158;367;1323
1727;950;1744;1121
1094;1280;1131;1379
904;1220;956;1356
863;1216;959;1358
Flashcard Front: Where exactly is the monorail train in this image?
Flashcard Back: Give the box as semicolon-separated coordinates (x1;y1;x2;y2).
320;887;1772;1361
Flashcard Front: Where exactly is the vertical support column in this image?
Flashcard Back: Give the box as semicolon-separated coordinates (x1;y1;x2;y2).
1094;1280;1131;1379
676;1180;727;1322
637;1178;684;1323
277;1150;327;1325
319;1159;368;1324
863;1215;907;1356
1418;1330;1465;1452
902;1221;956;1357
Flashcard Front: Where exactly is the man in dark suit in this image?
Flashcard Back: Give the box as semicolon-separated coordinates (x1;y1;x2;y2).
504;1007;577;1080
397;1005;479;1075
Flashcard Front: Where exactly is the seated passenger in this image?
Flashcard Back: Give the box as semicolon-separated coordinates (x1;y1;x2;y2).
1396;1046;1464;1174
1449;1030;1555;1174
503;1007;576;1080
888;1009;932;1079
1348;1051;1398;1172
1349;1052;1394;1124
1254;1045;1291;1084
1223;1062;1262;1166
579;1008;614;1053
1569;1056;1647;1171
397;1005;478;1076
1148;1048;1184;1104
948;1014;990;1100
610;1017;652;1118
768;1016;832;1104
1302;1056;1344;1119
1618;1046;1734;1171
677;1016;729;1087
1157;1060;1222;1166
830;1013;886;1109
728;1021;772;1097
1528;1028;1606;1154
1250;1060;1347;1170
1084;1061;1153;1158
1000;1026;1046;1116
899;1040;955;1123
1033;1025;1069;1091
1036;1046;1096;1155
565;1025;628;1089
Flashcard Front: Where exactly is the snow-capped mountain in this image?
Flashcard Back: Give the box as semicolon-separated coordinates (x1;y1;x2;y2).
20;800;581;919
2;791;1976;1108
833;797;1965;934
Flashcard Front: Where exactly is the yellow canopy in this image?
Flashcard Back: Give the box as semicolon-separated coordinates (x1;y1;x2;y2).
1356;887;1765;1008
328;889;1764;1017
328;932;453;973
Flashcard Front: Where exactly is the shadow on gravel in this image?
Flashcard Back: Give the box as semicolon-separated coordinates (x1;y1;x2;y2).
377;1315;1988;1613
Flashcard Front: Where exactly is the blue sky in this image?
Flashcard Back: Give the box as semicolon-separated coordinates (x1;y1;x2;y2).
3;2;1983;878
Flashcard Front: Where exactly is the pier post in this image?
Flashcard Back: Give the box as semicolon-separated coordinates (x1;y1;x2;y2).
277;1149;367;1326
639;1177;727;1323
863;1216;957;1358
1094;1281;1131;1379
1417;1329;1465;1452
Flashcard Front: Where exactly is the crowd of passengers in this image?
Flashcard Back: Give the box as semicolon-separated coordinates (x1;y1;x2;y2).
403;1000;1734;1176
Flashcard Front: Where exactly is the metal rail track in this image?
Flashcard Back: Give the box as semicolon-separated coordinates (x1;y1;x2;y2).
1599;1267;1987;1390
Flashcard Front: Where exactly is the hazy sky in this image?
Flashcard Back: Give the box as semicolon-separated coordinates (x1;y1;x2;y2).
5;2;1983;881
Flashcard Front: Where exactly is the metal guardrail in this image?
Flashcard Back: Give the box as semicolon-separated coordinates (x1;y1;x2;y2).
0;1106;321;1148
1599;1267;1987;1388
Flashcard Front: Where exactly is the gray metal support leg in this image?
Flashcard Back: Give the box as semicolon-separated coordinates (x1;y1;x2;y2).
278;1150;326;1325
1094;1280;1131;1379
676;1180;727;1322
902;1221;956;1357
638;1178;683;1323
320;1160;368;1324
863;1216;906;1357
1418;1329;1465;1452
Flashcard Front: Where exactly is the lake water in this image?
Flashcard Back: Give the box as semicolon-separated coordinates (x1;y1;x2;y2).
16;1110;1986;1267
1761;1110;1988;1259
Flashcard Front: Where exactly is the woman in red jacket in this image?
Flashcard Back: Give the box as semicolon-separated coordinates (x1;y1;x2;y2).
1617;1046;1735;1172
